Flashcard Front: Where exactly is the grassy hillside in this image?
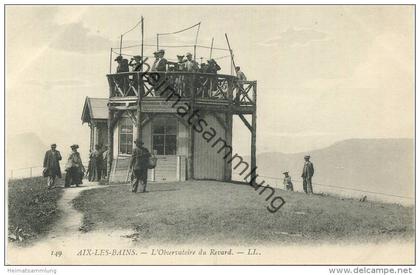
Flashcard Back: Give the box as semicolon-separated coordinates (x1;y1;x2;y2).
8;177;63;244
73;181;414;245
248;139;414;202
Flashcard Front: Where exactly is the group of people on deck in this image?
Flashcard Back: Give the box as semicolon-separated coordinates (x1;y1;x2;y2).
114;49;247;79
115;49;225;74
114;49;247;99
42;143;108;189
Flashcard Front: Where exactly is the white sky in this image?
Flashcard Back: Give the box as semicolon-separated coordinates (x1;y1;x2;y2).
5;5;414;159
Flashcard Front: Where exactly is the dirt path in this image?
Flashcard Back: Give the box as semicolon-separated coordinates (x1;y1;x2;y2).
7;181;134;264
47;181;103;242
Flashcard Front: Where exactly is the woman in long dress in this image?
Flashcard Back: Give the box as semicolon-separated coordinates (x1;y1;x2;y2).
65;144;85;187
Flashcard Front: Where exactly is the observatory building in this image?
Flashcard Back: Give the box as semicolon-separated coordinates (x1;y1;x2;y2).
81;25;257;183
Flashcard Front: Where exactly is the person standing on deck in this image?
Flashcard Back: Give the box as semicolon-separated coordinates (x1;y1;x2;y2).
175;55;185;71
235;66;247;81
115;55;129;73
114;55;129;93
151;49;167;72
129;55;147;72
174;55;186;94
207;59;221;74
235;66;247;103
207;59;221;95
301;155;315;194
184;52;199;97
184;52;199;72
43;144;62;189
129;139;151;193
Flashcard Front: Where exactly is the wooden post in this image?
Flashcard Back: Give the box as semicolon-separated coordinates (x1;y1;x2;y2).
151;168;155;182
194;22;201;62
225;34;238;77
176;155;181;181
89;124;94;151
119;35;123;56
231;54;234;75
140;16;144;72
225;78;234;181
107;109;114;181
225;112;233;181
187;74;196;180
136;81;143;142
137;17;145;142
109;48;113;74
93;123;99;148
209;37;214;59
250;82;257;185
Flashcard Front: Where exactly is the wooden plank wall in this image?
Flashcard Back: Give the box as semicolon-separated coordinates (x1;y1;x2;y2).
193;113;226;180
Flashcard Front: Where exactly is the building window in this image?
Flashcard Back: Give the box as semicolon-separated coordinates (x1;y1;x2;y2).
152;117;177;155
119;117;133;154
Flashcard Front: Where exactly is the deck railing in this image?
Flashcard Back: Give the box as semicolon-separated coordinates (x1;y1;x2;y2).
106;72;256;106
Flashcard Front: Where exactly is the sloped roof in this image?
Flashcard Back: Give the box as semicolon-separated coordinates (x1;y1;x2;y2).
81;97;108;123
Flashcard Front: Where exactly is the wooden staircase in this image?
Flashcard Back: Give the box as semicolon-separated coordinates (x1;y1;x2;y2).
109;155;186;183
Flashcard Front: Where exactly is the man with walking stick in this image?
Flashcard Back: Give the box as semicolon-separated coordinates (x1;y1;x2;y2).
129;139;152;193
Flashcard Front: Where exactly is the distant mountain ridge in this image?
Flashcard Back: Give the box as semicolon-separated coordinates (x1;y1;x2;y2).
7;132;47;170
251;138;414;200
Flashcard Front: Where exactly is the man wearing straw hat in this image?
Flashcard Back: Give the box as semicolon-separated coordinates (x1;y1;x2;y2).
129;139;151;193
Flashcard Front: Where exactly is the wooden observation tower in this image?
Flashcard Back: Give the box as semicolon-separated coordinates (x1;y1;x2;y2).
82;20;257;183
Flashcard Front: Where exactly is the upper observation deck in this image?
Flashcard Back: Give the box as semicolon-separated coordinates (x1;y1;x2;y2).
106;71;256;114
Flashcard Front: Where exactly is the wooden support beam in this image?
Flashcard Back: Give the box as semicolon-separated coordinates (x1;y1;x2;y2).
107;109;114;181
127;110;137;125
110;110;124;130
238;113;252;132
89;124;94;151
137;73;145;143
225;112;233;181
171;113;189;128
250;83;257;186
141;113;154;127
109;106;137;111
187;74;196;180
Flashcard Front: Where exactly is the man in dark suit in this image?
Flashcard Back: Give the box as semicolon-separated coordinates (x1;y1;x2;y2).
301;155;315;194
43;144;62;189
151;49;167;72
130;139;151;193
115;55;129;73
